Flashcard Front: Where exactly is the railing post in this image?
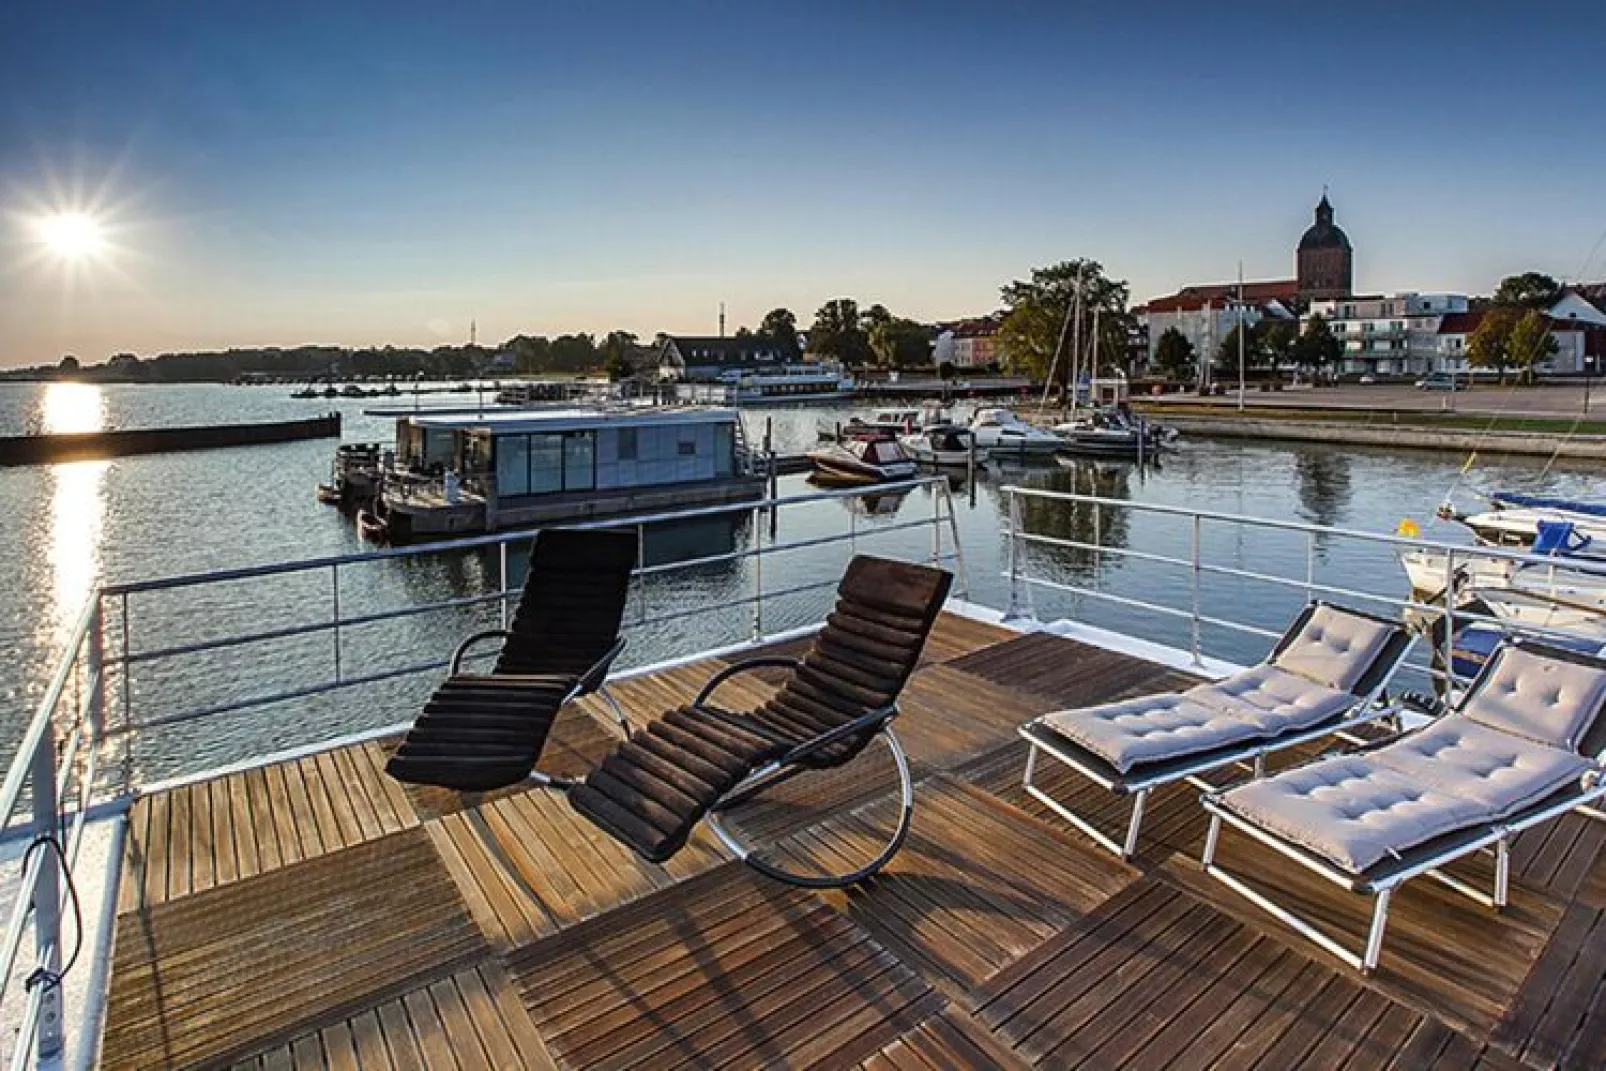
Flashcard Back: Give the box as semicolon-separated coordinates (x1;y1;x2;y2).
87;597;106;743
751;507;763;641
1007;490;1023;617
930;482;942;566
1190;514;1203;665
28;726;65;1062
1442;549;1457;695
498;541;510;630
120;591;132;729
331;563;342;684
1306;530;1316;602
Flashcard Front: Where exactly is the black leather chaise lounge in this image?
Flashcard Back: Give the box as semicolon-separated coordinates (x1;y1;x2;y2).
385;527;637;792
566;554;953;887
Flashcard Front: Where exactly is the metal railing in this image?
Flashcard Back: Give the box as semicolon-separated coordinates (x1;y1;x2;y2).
1001;485;1606;689
0;475;969;1068
0;598;105;1069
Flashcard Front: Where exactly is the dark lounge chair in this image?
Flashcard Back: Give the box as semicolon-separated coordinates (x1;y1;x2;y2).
385;527;637;792
565;555;953;888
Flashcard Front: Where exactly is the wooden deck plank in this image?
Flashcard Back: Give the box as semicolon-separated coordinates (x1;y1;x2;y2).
103;830;488;1069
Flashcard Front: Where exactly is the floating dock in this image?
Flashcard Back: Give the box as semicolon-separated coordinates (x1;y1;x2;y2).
0;413;341;466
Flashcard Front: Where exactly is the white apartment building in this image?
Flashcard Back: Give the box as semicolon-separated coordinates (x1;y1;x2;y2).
1305;292;1468;376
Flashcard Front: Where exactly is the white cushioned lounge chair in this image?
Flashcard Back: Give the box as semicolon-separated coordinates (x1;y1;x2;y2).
1201;639;1606;973
1018;602;1414;859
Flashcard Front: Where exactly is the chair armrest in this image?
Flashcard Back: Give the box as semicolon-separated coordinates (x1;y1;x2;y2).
451;629;515;675
575;637;628;696
694;657;803;709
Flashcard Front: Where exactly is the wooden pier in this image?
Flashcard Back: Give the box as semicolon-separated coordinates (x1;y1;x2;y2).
0;414;340;466
103;614;1606;1068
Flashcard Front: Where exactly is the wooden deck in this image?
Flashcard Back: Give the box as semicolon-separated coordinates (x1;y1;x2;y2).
102;612;1606;1068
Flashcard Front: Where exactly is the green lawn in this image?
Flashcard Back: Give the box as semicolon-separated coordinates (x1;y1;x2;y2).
1133;404;1606;437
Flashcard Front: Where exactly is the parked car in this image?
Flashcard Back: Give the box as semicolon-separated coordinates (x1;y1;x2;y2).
1357;374;1377;385
1416;372;1467;391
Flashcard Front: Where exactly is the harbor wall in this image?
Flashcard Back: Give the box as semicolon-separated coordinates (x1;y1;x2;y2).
1157;414;1606;459
0;413;341;466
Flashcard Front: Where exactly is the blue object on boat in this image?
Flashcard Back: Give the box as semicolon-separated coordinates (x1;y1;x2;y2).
1531;520;1593;557
1495;492;1606;520
1451;621;1605;681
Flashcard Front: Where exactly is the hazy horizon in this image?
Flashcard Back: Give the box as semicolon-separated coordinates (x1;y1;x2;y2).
3;1;1604;368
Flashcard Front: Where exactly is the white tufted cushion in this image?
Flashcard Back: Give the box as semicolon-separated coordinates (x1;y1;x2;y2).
1369;717;1590;817
1219;755;1484;872
1272;604;1398;693
1461;646;1606;751
1188;665;1354;737
1041;694;1264;773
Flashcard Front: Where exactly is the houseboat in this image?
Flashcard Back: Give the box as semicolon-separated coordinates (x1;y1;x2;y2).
364;407;765;540
675;363;855;404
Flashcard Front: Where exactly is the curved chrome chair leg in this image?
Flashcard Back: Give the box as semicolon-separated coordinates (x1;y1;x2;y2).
706;728;915;889
597;684;631;737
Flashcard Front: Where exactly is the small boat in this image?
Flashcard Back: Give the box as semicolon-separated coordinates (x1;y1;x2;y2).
1401;520;1604;597
291;388;319;400
1052;405;1174;460
806;437;918;485
966;408;1063;457
321;386;339;398
899;425;986;467
1447;492;1606;551
340;384;367;398
356;506;389;541
315;483;341;505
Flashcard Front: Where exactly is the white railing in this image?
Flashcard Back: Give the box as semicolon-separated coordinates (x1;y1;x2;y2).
0;598;104;1069
0;475;969;1068
1001;485;1606;689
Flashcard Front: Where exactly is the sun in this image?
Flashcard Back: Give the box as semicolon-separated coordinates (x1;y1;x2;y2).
35;212;107;261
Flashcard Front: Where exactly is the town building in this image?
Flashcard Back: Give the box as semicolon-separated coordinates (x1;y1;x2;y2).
1137;282;1298;370
657;335;790;381
1307;293;1468;377
1434;290;1606;376
931;316;1005;370
1296;195;1355;301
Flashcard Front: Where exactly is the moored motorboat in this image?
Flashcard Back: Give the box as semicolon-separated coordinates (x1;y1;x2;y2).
899;424;986;467
966;407;1063;457
315;483;341;504
806;436;918;484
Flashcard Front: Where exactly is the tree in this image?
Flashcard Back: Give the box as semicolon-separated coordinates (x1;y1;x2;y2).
1493;272;1562;310
1467;307;1522;383
1507;309;1558;384
1260;321;1297;370
598;330;639;379
1153;327;1195;380
1214;324;1265;379
1293;315;1342;378
808;298;871;365
758;308;800;359
868;317;934;369
860;304;892;332
996;259;1130;384
58;355;80;373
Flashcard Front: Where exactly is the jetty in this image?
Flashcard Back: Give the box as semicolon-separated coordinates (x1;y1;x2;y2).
0;413;341;466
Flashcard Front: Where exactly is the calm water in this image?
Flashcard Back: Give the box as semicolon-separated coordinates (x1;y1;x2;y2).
1;381;1599;785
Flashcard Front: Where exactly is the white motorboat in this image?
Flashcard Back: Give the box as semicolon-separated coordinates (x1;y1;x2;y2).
899;424;987;467
967;408;1063;456
805;436;919;484
1444;492;1606;552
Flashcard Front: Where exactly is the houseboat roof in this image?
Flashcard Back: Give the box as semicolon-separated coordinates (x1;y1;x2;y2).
402;406;738;434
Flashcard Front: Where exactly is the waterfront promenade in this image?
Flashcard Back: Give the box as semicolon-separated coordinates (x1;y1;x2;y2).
1149;382;1601;418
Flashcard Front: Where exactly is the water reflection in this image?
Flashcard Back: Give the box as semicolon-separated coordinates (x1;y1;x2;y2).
1016;459;1136;580
42;383;108;642
1294;449;1352;529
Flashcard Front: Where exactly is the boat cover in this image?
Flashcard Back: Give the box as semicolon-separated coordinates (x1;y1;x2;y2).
1496;492;1606;520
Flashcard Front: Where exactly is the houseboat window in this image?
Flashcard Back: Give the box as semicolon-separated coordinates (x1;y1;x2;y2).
714;423;734;476
678;438;696;456
424;428;456;468
496;435;530;496
529;434;563;494
563;431;595;491
617;426;638;461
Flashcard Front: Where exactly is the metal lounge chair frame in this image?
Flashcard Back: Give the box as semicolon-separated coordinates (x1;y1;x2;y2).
1018;601;1415;860
1200;639;1606;973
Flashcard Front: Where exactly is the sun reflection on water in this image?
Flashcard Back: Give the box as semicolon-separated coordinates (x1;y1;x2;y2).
41;383;108;640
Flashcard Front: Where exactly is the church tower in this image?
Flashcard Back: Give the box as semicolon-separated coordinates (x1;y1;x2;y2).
1296;193;1353;301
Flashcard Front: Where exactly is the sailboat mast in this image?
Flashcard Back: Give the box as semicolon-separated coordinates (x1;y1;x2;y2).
1068;263;1084;414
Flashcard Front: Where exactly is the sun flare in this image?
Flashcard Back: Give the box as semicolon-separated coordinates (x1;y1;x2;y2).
35;212;107;261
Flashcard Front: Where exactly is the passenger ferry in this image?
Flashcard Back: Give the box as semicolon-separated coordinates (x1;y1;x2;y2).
675;363;855;404
362;406;765;540
12;479;1606;1069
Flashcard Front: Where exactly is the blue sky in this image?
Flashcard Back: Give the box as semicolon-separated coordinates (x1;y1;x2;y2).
2;1;1603;365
